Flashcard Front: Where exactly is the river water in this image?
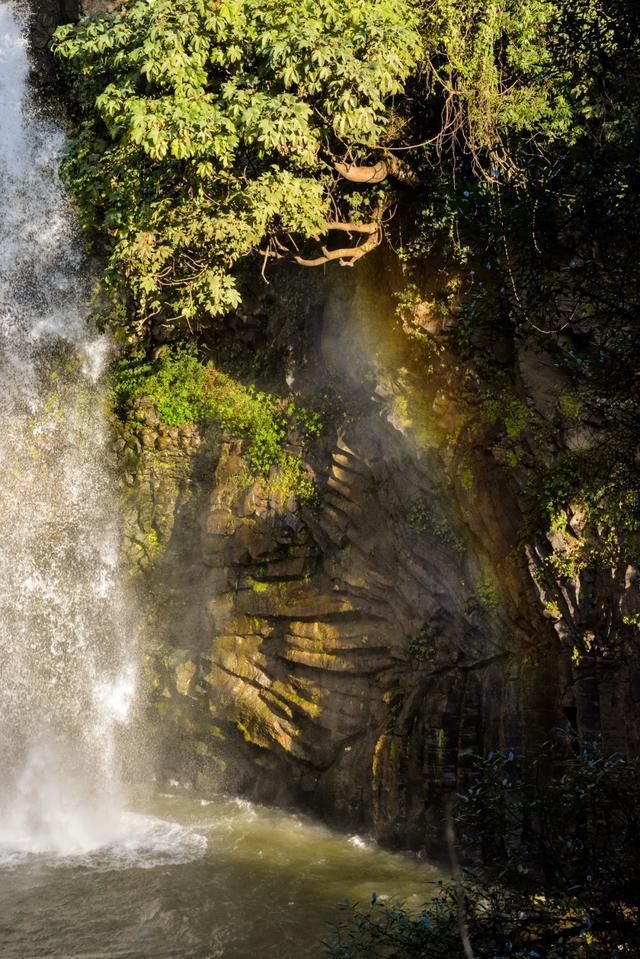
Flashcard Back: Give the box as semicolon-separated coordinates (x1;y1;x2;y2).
0;790;438;958
0;4;437;955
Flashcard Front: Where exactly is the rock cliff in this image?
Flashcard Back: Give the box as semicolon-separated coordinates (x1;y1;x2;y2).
115;259;632;850
31;0;640;851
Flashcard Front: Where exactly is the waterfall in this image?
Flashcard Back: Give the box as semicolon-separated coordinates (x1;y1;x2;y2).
0;2;138;856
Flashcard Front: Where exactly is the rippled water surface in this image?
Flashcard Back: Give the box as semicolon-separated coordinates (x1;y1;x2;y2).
0;791;438;958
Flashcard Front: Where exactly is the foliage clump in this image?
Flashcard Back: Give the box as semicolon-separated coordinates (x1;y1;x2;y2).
421;0;574;168
112;348;319;494
407;500;465;556
531;447;640;581
53;0;420;336
328;736;640;958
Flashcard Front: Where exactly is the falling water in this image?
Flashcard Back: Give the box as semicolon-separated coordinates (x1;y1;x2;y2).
0;7;441;953
0;1;138;857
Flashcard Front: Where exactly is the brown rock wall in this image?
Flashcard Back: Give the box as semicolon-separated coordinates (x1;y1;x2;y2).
120;265;569;851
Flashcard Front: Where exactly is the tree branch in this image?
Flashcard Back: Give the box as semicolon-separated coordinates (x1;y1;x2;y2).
294;228;381;268
325;221;380;234
334;160;388;184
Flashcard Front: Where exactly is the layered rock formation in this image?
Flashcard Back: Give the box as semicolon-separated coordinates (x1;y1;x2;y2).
114;262;582;849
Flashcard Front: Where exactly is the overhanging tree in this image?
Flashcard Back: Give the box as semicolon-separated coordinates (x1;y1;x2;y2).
53;0;421;339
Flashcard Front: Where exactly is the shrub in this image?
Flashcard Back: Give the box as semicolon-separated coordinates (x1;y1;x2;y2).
112;348;320;487
326;735;640;958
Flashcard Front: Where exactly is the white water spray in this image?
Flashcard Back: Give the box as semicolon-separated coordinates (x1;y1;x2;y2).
0;2;138;857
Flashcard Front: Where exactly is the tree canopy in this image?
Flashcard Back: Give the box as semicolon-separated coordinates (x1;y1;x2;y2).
55;0;640;336
53;0;421;335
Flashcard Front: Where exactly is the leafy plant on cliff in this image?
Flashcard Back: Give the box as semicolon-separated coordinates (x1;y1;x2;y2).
528;444;640;586
53;0;420;338
397;0;640;590
420;0;573;171
112;348;318;495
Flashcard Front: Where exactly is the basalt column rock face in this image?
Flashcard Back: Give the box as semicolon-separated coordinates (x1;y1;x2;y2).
119;263;564;850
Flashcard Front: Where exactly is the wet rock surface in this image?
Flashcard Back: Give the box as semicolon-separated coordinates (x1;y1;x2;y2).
116;265;585;851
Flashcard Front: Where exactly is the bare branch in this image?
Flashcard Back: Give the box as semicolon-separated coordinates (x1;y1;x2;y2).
294;255;335;268
325;221;379;235
334;160;388;184
446;799;475;959
294;229;381;268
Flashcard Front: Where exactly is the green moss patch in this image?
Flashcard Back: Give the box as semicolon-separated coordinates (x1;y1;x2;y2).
111;347;320;501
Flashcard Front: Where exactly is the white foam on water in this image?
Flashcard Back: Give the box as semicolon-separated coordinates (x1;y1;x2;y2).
0;810;207;871
89;814;209;870
347;835;369;850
